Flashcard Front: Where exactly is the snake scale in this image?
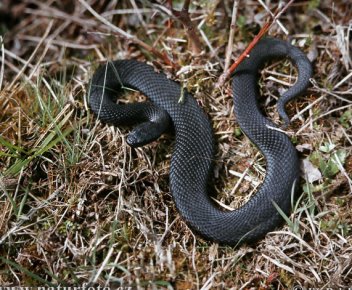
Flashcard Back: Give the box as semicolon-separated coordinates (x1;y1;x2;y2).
89;38;312;246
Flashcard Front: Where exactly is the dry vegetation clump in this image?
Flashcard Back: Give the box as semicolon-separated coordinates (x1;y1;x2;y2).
0;0;351;288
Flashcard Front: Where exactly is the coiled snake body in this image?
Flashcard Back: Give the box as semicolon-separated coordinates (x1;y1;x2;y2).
89;38;312;246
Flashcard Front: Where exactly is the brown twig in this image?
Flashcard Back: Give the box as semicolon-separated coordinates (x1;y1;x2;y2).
223;0;240;73
169;0;203;54
216;0;295;88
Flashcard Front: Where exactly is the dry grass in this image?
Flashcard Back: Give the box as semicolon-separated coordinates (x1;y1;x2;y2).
0;0;352;288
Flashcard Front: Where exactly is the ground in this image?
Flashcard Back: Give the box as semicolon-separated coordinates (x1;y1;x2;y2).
0;0;351;289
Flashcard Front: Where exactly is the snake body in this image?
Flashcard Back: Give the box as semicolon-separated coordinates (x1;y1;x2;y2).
89;38;312;245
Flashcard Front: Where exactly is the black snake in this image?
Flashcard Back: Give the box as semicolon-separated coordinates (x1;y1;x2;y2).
89;38;312;246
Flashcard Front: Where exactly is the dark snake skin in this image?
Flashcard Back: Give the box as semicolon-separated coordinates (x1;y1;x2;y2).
89;38;312;246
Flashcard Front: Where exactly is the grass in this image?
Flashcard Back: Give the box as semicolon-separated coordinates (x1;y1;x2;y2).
1;0;352;288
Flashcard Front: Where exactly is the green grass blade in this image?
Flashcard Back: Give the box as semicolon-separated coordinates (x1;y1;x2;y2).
0;135;27;154
5;127;74;176
0;256;56;286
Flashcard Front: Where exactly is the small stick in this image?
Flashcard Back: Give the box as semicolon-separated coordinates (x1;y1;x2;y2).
258;0;288;35
223;0;240;73
216;22;270;88
216;0;295;88
169;0;203;54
